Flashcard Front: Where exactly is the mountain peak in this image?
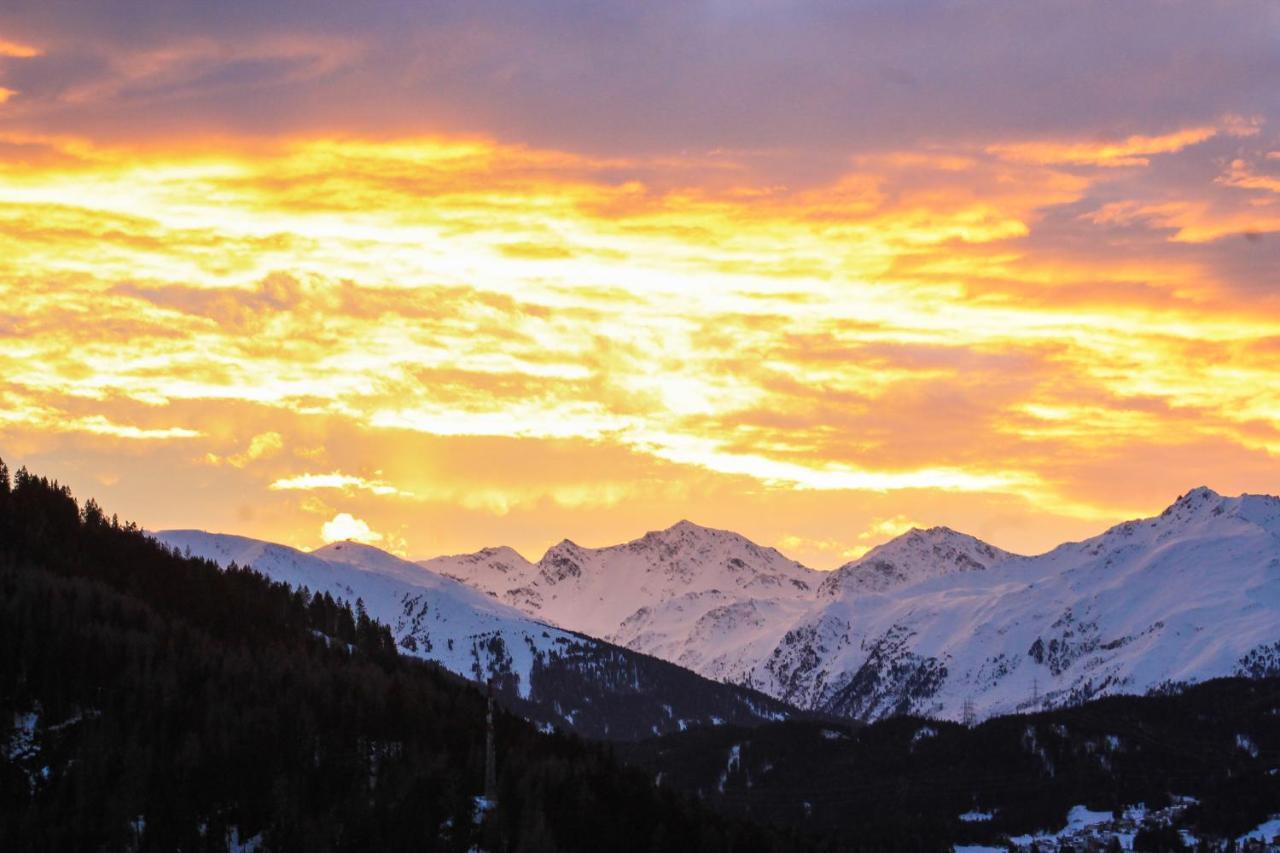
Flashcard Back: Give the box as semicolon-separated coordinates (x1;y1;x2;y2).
1157;485;1226;521
899;525;964;540
1176;485;1222;505
542;538;584;558
477;544;527;560
644;519;724;541
1086;486;1280;543
631;521;806;573
868;524;1002;556
314;540;380;555
820;525;1012;598
310;539;438;587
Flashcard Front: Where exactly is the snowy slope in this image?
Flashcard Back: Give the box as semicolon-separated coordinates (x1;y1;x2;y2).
154;529;798;738
157;529;577;696
422;520;823;685
752;487;1280;721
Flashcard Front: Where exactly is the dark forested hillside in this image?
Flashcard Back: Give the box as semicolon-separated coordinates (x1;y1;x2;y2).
622;677;1280;849
0;460;814;852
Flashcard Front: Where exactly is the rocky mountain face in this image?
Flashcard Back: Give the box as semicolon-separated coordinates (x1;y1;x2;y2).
422;520;824;686
153;530;798;740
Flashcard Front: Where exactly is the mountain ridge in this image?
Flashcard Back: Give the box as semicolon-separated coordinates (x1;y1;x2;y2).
410;487;1280;722
421;518;822;646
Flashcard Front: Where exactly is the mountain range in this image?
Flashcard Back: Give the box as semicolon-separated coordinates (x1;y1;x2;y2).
158;486;1280;725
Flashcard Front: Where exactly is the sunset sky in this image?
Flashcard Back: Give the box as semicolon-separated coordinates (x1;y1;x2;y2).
2;1;1279;567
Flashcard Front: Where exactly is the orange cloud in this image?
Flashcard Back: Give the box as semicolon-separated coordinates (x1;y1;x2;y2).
0;38;40;58
51;35;360;109
270;472;410;497
988;125;1226;167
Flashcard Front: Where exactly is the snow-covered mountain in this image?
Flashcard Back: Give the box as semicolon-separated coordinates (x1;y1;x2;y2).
417;488;1280;724
158;486;1280;727
751;487;1280;721
422;520;823;684
153;530;797;739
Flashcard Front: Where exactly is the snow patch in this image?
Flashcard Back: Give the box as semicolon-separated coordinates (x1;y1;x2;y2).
6;711;38;761
1239;815;1280;844
228;827;263;853
912;725;938;745
1008;805;1112;846
472;796;496;820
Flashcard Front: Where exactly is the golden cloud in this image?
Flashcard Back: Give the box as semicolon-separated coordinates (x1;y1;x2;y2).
270;471;409;497
987;124;1228;167
0;38;40;58
2;130;1279;562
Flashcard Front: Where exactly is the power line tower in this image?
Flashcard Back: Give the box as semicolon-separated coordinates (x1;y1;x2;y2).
961;698;977;728
1031;677;1040;711
484;680;498;803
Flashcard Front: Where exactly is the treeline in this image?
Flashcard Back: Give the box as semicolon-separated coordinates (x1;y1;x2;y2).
0;462;398;664
622;676;1280;849
0;460;816;852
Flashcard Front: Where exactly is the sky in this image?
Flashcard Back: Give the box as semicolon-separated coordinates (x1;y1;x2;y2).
1;1;1279;567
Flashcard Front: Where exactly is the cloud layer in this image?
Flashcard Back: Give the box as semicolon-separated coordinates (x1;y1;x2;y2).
1;3;1279;564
